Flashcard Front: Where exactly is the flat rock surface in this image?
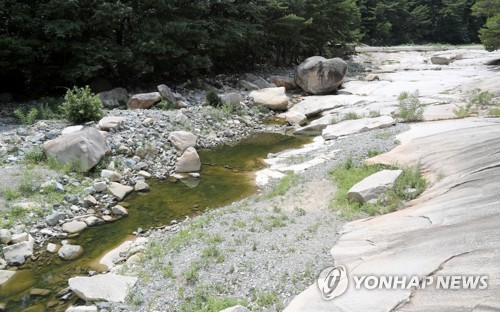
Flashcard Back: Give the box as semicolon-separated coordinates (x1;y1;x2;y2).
68;273;138;303
322;116;396;140
285;119;500;312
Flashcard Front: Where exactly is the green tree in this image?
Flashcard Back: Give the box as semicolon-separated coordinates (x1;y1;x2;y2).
473;0;500;50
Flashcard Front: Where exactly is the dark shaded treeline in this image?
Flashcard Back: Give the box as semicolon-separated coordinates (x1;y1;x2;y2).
0;0;496;97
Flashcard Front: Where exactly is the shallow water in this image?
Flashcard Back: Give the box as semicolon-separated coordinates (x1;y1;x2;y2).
0;132;310;311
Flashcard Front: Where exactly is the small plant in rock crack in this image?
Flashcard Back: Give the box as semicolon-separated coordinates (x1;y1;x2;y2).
344;112;362;120
469;89;494;108
453;102;474;118
396;90;424;122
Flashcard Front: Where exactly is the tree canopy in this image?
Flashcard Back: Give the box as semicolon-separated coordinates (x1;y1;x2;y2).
0;0;497;97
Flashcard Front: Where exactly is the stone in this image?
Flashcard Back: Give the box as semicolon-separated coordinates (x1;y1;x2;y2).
138;171;151;179
220;306;250;312
112;205;128;216
46;211;67;226
134;181;150;192
0;229;11;245
108;183;133;201
294;114;337;135
43;128;110;172
101;170;122;182
2;235;34;265
83;195;97;206
322;116;396;140
93;182;107;192
62;220;88;234
127;92;161;109
58;244;84;260
220;93;243;106
0;270;15;286
157;84;178;106
175;147;201;173
68;274;138;303
177;100;189;108
10;233;29;244
168;131;197;152
284;111;307;126
250;87;289;111
65;306;98;312
30;288;51;296
365;74;380;81
84;216;104;227
98;116;126;131
295;56;347;94
348;170;403;204
252;77;274;89
98;87;128;108
271;76;297;90
430;56;451;65
47;243;59;253
61;125;84;135
239;80;260;91
142;118;154;126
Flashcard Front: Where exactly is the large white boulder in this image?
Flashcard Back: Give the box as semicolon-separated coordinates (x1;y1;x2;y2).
62;220;88;234
168;131;197;152
250;87;289;111
2;235;34;265
295;56;347;94
43;127;110;172
175;147;201;173
68;273;138;303
58;244;84;260
322;116;396;140
347;170;403;204
127;92;161;109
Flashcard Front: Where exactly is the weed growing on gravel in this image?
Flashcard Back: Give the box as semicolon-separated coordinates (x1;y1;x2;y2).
183;261;201;283
329;160;426;219
23;147;47;164
489;108;500;117
294;207;306;216
373;131;393;140
1;187;21;201
0;203;48;228
367;149;383;157
253;291;283;310
14;107;39;125
201;245;225;263
344;112;361;120
368;110;381;118
266;172;299;198
396;90;424;122
454;102;474;118
162;262;175;279
179;284;248;312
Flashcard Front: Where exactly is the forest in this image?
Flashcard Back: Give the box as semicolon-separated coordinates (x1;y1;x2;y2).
0;0;498;96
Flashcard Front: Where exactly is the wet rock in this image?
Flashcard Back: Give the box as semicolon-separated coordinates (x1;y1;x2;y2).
0;270;15;286
168;131;197;152
175;147;201;173
2;235;34;265
46;211;67;226
250;87;289;111
296;56;347;94
58;244;84;260
127;92;161;109
134;181;150;192
98;116;126;131
108;183;133;201
68;273;138;303
30;288;51;297
43;128;110;172
62;220;88;234
348;170;403;204
112;205;128;216
0;229;11;245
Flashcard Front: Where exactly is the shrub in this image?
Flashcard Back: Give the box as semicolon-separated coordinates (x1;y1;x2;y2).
24;147;47;164
62;86;104;124
206;89;222;108
396;90;424;122
453;102;474;118
156;99;176;110
14;107;38;125
469;89;494;108
489;108;500;117
344;112;361;120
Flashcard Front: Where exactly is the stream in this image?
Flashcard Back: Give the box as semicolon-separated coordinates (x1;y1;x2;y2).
0;132;310;312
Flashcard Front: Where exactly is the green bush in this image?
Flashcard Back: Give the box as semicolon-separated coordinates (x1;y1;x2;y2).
469;89;494;107
24;147;47;164
62;86;104;124
155;100;176;111
396;90;424;122
453;103;474;119
206;89;222;108
14;108;39;125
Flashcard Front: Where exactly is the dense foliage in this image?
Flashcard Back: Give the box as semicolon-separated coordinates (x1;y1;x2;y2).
0;0;497;96
61;86;103;124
